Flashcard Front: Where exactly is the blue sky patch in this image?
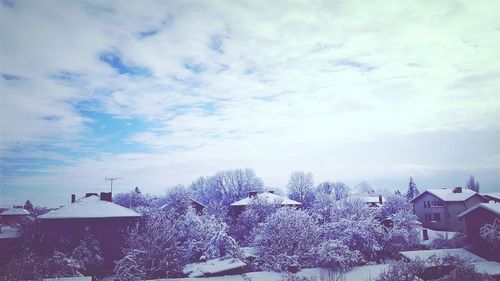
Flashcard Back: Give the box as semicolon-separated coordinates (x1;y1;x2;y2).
184;61;205;74
99;51;152;77
2;73;22;80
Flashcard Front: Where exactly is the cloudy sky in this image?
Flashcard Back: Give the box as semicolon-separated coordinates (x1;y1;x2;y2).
1;0;499;207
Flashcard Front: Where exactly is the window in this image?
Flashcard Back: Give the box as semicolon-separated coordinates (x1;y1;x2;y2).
433;213;441;222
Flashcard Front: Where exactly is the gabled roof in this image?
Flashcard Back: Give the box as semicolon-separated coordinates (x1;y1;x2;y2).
458;202;500;218
38;195;141;220
482;193;500;201
230;192;301;206
409;188;483;203
0;208;30;216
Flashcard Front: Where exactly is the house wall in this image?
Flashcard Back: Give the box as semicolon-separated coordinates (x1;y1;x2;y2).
445;195;487;232
413;193;447;230
39;217;139;268
462;208;500;261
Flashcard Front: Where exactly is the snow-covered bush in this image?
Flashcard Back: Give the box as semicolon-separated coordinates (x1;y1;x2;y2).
429;232;466;249
231;197;280;244
253;207;319;271
0;250;78;281
320;216;383;262
381;210;421;258
377;255;494;281
179;209;241;262
375;259;425;281
480;218;500;249
314;239;362;270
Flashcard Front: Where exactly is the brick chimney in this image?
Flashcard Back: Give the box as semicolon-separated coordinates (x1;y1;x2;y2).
71;194;76;203
100;192;112;202
378;195;383;204
85;192;98;198
249;191;257;198
453;187;463;193
423;229;429;240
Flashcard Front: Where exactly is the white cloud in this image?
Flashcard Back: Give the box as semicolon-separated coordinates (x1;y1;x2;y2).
1;0;499;206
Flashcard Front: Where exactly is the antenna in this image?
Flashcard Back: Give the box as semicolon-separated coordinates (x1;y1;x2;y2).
105;177;122;193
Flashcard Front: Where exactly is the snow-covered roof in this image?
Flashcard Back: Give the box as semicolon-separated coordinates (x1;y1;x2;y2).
364;196;385;204
43;277;92;281
0;208;30;216
230;192;301;206
38;195;141;219
473;261;500;276
458;202;500;218
410;188;482;203
182;258;246;277
400;248;486;265
420;228;458;246
482;192;500;201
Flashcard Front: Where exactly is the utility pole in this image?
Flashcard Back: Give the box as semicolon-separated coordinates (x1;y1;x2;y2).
105;177;121;193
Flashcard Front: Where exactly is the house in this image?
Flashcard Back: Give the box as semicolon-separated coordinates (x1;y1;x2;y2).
409;187;487;232
229;191;301;217
364;195;385;208
160;198;205;215
38;192;141;268
458;202;500;261
400;248;500;280
0;207;31;225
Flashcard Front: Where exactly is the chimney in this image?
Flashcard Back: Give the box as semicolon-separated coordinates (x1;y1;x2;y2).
268;190;275;194
85;192;98;198
249;191;258;198
71;194;76;203
423;229;429;240
100;192;112;202
453;187;463;193
378;195;383;204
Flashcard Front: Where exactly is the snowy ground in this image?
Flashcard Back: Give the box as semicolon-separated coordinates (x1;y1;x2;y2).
147;263;389;281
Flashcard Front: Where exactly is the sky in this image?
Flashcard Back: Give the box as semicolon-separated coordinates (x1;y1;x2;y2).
1;0;499;208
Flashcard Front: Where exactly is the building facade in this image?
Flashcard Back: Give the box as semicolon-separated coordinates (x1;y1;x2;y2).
410;187;487;232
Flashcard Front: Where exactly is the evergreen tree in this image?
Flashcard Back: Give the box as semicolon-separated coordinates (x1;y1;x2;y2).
23;200;33;211
405;177;419;202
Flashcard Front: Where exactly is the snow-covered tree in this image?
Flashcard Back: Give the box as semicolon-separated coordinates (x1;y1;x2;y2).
114;211;185;280
405;177;419;202
231;197;280;244
316;181;349;201
158;185;192;217
113;188;149;209
310;191;337;224
320;216;384;262
353;181;375;196
379;194;412;219
190;169;264;206
287;171;315;208
466;175;480;192
70;227;104;275
253;207;319;271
